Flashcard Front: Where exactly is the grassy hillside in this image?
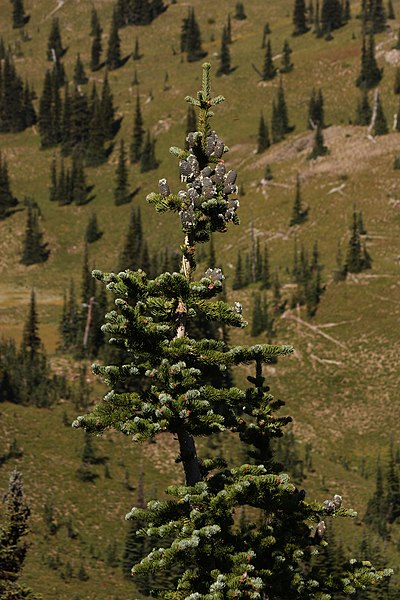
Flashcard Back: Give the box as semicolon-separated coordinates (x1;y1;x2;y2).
1;0;400;596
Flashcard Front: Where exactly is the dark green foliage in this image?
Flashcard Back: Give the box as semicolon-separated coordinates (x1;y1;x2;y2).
73;63;390;599
0;470;39;599
372;92;388;136
106;9;122;70
232;250;246;289
86;89;108;167
234;1;247;19
20;202;50;265
308;122;328;159
46;18;64;61
256;112;270;153
354;88;372;125
118;206;145;271
90;7;102;37
364;462;389;538
289;174;308;226
85;213;102;244
260;242;271;289
293;0;308;35
356;34;382;89
130;93;144;163
90;24;102;71
49;155;93;206
387;0;395;19
271;81;292;143
291;240;324;316
0;51;36;133
366;0;386;33
251;292;274;338
216;26;231;76
140;129;158;172
51;58;66;89
321;0;343;33
307;88;324;128
261;22;270;48
100;72;116;141
132;37;141;60
180;8;207;62
0;152;18;219
73;53;88;85
114;139;130;206
38;70;59;148
263;164;273;180
333;241;347;282
226;14;232;43
11;0;27;29
262;39;277;80
345;209;372;273
280;39;294;72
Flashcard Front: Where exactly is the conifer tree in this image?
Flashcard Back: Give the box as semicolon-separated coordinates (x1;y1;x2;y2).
216;26;231;76
140;130;158;172
321;0;343;33
106;9;122;70
38;70;57;148
22;289;41;360
46;18;64;61
356;33;382;89
345;210;363;273
308;122;328;159
20;202;50;265
280;39;294;73
369;0;386;33
354;88;372;125
293;0;309;35
90;7;102;37
118;206;143;271
289;174;308;226
275;80;291;135
262;39;277;80
114;139;130;206
85;213;102;244
73;63;390;598
86;93;108;167
234;1;247;19
372;91;388;136
0;152;18;219
10;0;26;29
130;93;144;163
69;86;90;155
307;88;325;128
132;37;141;60
256;112;270;153
0;470;39;599
232;249;245;289
100;72;115;140
73;53;88;85
185;104;197;148
251;292;265;337
394;67;400;94
180;8;207;62
90;24;102;71
364;462;389;538
387;0;395;19
71;153;91;205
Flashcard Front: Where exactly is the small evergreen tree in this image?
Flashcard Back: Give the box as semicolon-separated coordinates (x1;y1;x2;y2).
356;33;382;89
106;9;122;70
234;1;247;19
387;0;395;19
307;88;324;128
130;93;144;163
90;24;102;71
0;152;18;219
73;53;88;85
345;210;364;273
372;91;388;136
321;0;343;33
140;130;158;172
85;213;102;244
256;112;270;153
308;122;328;159
262;39;277;80
293;0;309;35
114;139;130;206
132;36;141;60
251;292;265;336
232;249;245;289
46;18;64;61
180;8;207;62
289;174;308;226
20;202;50;265
100;72;115;140
118;207;144;271
354;88;372;125
216;26;231;76
10;0;26;29
280;39;294;73
90;7;102;37
0;470;39;599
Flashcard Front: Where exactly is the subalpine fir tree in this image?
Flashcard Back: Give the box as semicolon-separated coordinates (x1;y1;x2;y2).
46;18;64;61
387;0;395;19
354;88;372;125
114;139;130;206
100;72;115;140
314;0;323;35
140;130;158;172
130;93;144;163
38;70;57;148
274;80;291;137
308;122;328;159
85;213;102;244
118;206;143;271
234;1;247;19
251;292;265;337
344;0;351;20
86;93;108;167
0;470;39;599
321;0;343;33
289;174;308;226
280;39;294;73
356;33;382;89
73;63;390;598
69;86;90;155
307;0;314;24
216;26;231;76
345;210;364;273
262;39;277;80
180;8;207;62
307;88;325;128
71;153;92;205
0;153;18;219
90;23;102;71
260;242;271;289
372;91;388;136
90;7;102;37
232;249;245;289
369;0;386;33
20;202;50;266
10;0;26;29
293;0;309;35
73;53;88;85
256;112;270;153
226;14;232;44
106;9;122;70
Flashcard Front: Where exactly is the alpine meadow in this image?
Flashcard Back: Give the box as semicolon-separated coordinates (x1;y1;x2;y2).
1;1;400;599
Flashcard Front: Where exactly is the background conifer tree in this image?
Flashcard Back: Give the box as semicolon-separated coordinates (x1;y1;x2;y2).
85;212;102;244
0;470;39;599
73;63;390;599
46;18;64;61
308;122;328;159
387;0;395;19
140;130;158;172
90;22;102;71
106;9;122;70
10;0;27;29
234;1;247;19
280;39;294;72
180;8;207;62
256;112;270;153
262;39;277;80
90;7;102;37
356;33;382;89
73;54;88;85
307;87;325;128
20;202;50;265
354;88;372;125
216;26;231;76
394;67;400;94
132;36;141;60
289;174;308;226
100;72;115;140
130;93;144;163
293;0;309;34
372;92;388;136
114;139;130;205
0;152;18;219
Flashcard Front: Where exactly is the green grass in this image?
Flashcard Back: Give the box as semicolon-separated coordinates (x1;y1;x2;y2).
1;0;400;595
